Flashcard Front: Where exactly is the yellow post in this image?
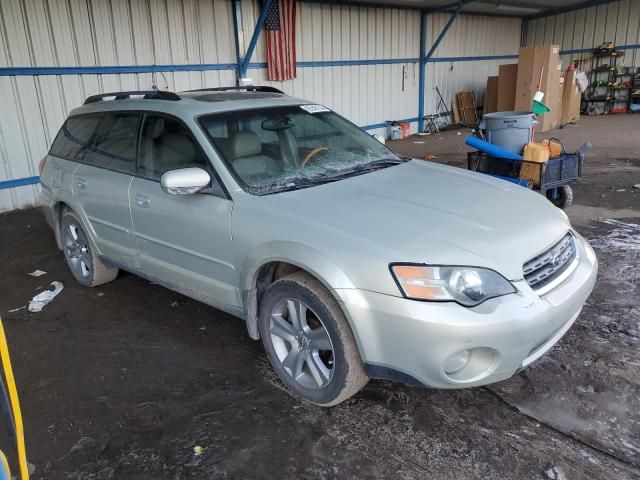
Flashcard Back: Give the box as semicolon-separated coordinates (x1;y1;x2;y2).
0;318;29;479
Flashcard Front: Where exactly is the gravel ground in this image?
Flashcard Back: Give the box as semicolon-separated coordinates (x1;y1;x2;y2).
0;115;638;479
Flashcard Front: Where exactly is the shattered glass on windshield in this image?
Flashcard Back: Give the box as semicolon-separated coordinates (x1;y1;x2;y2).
198;105;404;194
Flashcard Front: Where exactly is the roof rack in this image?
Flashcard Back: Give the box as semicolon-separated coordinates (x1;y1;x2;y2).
185;86;285;94
83;90;181;105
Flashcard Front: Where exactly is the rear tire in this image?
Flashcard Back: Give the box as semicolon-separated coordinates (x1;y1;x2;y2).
61;211;119;287
258;271;368;406
546;185;573;209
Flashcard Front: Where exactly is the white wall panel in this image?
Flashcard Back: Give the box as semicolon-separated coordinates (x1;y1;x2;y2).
240;0;421;132
0;0;520;211
423;13;521;116
524;0;640;70
0;0;237;211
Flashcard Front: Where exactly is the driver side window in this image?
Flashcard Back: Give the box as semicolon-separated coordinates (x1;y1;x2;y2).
139;115;209;180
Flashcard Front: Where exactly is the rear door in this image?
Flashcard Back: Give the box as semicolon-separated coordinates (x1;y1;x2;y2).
72;112;141;267
129;114;239;308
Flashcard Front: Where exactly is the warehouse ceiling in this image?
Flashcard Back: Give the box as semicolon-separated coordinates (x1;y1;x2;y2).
331;0;606;17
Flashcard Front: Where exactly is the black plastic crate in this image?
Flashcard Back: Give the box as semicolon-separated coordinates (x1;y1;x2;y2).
467;152;519;177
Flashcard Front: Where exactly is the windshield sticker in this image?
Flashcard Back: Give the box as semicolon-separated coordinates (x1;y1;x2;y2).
300;104;331;114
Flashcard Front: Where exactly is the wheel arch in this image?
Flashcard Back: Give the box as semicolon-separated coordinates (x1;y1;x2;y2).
52;195;99;254
239;242;358;341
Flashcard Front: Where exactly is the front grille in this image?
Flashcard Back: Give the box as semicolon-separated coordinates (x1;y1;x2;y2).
523;233;576;291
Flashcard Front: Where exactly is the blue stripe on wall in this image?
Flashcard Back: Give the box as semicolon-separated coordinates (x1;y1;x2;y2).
427;54;518;63
560;44;640;55
296;58;419;67
0;54;524;77
6;43;638;77
361;117;419;130
0;176;41;190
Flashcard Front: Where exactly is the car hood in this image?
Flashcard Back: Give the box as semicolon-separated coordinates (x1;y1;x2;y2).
261;160;570;285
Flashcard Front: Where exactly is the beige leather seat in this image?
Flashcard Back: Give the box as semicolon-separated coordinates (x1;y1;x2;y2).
228;131;280;179
141;118;203;177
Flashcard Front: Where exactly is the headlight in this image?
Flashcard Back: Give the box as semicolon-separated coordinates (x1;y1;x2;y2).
390;265;515;306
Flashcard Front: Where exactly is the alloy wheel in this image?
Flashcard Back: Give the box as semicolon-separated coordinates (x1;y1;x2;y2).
269;298;334;389
63;222;91;279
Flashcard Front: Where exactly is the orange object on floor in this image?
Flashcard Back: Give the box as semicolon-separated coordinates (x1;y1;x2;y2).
399;122;410;138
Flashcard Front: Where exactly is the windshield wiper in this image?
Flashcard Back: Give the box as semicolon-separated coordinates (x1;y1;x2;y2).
355;157;406;170
258;158;407;195
258;177;332;194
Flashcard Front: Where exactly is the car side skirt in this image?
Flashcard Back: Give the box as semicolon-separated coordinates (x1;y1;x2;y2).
99;255;245;320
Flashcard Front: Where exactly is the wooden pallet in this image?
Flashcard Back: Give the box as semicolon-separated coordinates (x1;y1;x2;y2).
455;91;478;125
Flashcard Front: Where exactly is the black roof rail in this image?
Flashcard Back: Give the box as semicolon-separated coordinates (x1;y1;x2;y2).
83;90;181;105
185;86;285;94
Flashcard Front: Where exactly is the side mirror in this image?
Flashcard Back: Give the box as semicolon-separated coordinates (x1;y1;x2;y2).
161;167;211;195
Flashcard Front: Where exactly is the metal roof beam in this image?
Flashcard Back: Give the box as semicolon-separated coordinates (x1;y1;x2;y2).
425;0;476;14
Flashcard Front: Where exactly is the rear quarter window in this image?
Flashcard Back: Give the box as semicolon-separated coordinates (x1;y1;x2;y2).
84;112;141;173
49;114;102;161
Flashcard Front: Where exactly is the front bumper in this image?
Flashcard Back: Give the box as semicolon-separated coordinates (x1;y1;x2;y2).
335;233;598;389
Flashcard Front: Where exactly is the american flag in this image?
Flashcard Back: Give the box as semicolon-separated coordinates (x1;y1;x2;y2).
265;0;296;81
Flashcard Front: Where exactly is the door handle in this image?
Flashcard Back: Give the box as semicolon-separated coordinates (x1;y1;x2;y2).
76;177;87;189
135;194;150;208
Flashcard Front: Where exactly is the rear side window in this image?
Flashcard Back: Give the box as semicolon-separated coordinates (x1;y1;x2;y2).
84;112;141;173
49;114;102;161
138;115;209;180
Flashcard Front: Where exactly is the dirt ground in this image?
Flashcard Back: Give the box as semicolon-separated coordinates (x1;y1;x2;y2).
0;115;639;479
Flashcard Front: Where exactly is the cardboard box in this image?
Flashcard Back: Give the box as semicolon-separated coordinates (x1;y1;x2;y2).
560;69;581;124
497;64;518;111
515;45;562;132
484;76;499;114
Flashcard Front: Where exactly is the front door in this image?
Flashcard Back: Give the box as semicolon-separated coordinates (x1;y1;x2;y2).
129;114;239;308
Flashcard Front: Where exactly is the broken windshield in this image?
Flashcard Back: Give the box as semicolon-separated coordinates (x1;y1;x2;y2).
198;105;403;194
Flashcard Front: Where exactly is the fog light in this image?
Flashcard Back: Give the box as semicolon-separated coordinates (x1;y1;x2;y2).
445;350;471;374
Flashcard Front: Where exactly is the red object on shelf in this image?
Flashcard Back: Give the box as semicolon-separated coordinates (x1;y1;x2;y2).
610;107;628;113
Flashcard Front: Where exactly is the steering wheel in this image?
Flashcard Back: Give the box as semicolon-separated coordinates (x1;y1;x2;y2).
301;146;329;167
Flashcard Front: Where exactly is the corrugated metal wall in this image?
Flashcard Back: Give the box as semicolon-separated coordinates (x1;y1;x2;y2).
425;12;521;116
0;0;237;212
0;0;521;212
240;1;421;132
524;0;640;69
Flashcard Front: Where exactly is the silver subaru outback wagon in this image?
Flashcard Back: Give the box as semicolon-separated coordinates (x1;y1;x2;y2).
40;87;597;406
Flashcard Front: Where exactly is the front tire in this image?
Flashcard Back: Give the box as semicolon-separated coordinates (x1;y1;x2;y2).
61;211;119;287
258;272;368;406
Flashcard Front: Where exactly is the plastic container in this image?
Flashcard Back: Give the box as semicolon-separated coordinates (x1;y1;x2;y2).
479;111;536;154
399;122;410;138
523;142;550;162
390;124;403;141
542;138;563;157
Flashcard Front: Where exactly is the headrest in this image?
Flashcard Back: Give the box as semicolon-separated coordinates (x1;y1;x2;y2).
150;118;165;139
161;133;196;160
228;131;261;158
